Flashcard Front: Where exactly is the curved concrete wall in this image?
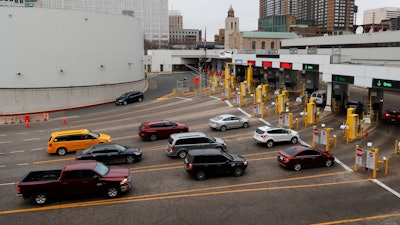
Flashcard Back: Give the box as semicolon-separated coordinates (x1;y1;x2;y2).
0;7;145;114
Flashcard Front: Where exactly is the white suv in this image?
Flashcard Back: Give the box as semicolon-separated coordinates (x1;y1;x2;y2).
253;126;299;148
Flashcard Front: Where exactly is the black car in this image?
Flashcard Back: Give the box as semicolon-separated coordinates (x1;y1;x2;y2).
115;91;144;105
184;149;247;180
383;109;400;123
76;143;142;164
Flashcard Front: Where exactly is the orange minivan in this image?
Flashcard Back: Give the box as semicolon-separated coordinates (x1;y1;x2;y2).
47;129;111;156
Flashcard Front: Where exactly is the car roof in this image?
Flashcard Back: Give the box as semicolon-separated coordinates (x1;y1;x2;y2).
64;160;97;171
142;120;171;125
188;149;222;156
214;114;236;118
51;129;90;136
257;125;281;131
283;146;319;155
171;131;205;138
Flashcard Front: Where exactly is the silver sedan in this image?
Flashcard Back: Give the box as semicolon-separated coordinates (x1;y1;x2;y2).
209;114;250;131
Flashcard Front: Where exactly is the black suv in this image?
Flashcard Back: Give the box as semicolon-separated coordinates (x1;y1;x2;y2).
184;149;248;180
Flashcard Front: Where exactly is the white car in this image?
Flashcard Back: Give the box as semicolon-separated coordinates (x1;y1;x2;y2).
209;114;250;131
253;126;299;148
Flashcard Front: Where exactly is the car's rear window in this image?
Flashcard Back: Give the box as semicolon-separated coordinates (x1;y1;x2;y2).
283;147;297;156
255;128;265;134
168;136;174;145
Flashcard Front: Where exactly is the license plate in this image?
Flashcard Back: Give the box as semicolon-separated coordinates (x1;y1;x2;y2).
280;155;284;160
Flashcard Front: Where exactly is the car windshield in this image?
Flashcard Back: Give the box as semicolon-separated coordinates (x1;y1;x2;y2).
94;162;109;176
89;131;100;138
222;151;233;161
213;116;223;121
114;144;126;152
283;147;297;156
206;134;216;142
120;93;128;98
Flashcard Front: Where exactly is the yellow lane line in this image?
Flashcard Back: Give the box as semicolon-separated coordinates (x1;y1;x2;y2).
0;174;366;215
310;213;400;225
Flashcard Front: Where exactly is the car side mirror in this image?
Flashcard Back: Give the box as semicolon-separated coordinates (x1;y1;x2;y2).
93;175;99;180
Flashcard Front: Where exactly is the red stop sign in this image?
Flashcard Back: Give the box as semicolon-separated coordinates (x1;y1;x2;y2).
313;128;319;135
356;148;363;157
193;76;199;85
279;114;283;119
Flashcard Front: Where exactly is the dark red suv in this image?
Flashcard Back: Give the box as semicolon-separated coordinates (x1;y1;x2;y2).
138;120;189;141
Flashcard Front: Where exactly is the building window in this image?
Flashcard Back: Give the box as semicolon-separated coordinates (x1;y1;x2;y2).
261;41;266;49
271;42;275;49
251;41;256;50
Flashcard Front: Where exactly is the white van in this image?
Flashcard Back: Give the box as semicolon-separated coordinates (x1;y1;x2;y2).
310;90;326;105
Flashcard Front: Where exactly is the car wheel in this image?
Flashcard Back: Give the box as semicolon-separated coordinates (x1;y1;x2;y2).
291;137;298;144
233;167;244;177
33;192;48;205
216;146;224;151
57;147;67;156
106;186;119;198
149;134;158;142
243;122;249;128
220;125;227;132
195;171;206;181
266;140;274;148
293;163;302;171
178;151;187;159
325;159;333;167
125;156;135;164
123;101;127;105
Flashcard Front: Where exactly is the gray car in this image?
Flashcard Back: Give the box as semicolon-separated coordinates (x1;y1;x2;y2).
166;132;226;159
209;114;250;131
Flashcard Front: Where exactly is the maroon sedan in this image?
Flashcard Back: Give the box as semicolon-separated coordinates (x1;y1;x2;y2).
138;120;189;141
277;146;334;171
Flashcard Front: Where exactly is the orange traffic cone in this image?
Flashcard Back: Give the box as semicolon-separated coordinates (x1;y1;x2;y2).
11;117;15;124
63;119;67;124
365;131;368;137
25;121;30;128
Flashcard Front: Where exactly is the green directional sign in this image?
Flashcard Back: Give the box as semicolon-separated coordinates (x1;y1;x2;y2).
372;79;400;91
303;64;319;72
332;75;354;84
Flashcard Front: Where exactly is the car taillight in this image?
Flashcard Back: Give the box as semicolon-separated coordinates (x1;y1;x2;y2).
283;157;289;163
17;185;20;193
188;163;193;170
48;143;52;147
213;122;219;125
261;134;267;138
169;146;174;151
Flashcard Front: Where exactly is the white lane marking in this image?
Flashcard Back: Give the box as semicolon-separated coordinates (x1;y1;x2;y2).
259;118;272;126
176;97;193;101
0;182;15;186
24;138;40;141
10;150;24;154
36;130;46;133
0;134;6;137
17;163;29;166
373;179;400;199
0;165;6;168
0;141;11;144
0;153;5;155
17;132;28;135
31;148;43;151
238;108;251;117
335;158;353;172
51;128;60;131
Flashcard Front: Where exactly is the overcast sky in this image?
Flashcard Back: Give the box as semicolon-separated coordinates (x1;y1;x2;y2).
169;0;400;41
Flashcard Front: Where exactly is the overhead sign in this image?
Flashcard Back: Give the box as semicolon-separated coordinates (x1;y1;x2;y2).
303;64;319;72
372;79;400;91
235;59;243;64
219;51;233;58
280;62;292;69
247;60;255;66
332;75;354;84
262;61;272;67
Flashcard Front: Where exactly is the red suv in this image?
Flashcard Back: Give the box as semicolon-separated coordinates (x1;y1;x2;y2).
138;120;189;141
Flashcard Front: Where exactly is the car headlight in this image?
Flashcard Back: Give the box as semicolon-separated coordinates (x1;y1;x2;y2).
120;178;128;185
134;152;141;155
243;161;248;166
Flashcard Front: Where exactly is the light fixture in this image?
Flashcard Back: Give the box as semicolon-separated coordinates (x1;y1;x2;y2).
60;69;64;73
128;62;132;66
85;17;88;21
367;142;373;147
16;72;21;75
100;64;105;68
9;14;12;18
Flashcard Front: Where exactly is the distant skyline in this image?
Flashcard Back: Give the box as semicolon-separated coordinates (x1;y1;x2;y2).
169;0;400;41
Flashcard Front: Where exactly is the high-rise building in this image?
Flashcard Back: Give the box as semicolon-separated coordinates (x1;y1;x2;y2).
363;7;400;25
259;0;355;33
297;0;355;32
35;0;168;43
169;10;183;30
